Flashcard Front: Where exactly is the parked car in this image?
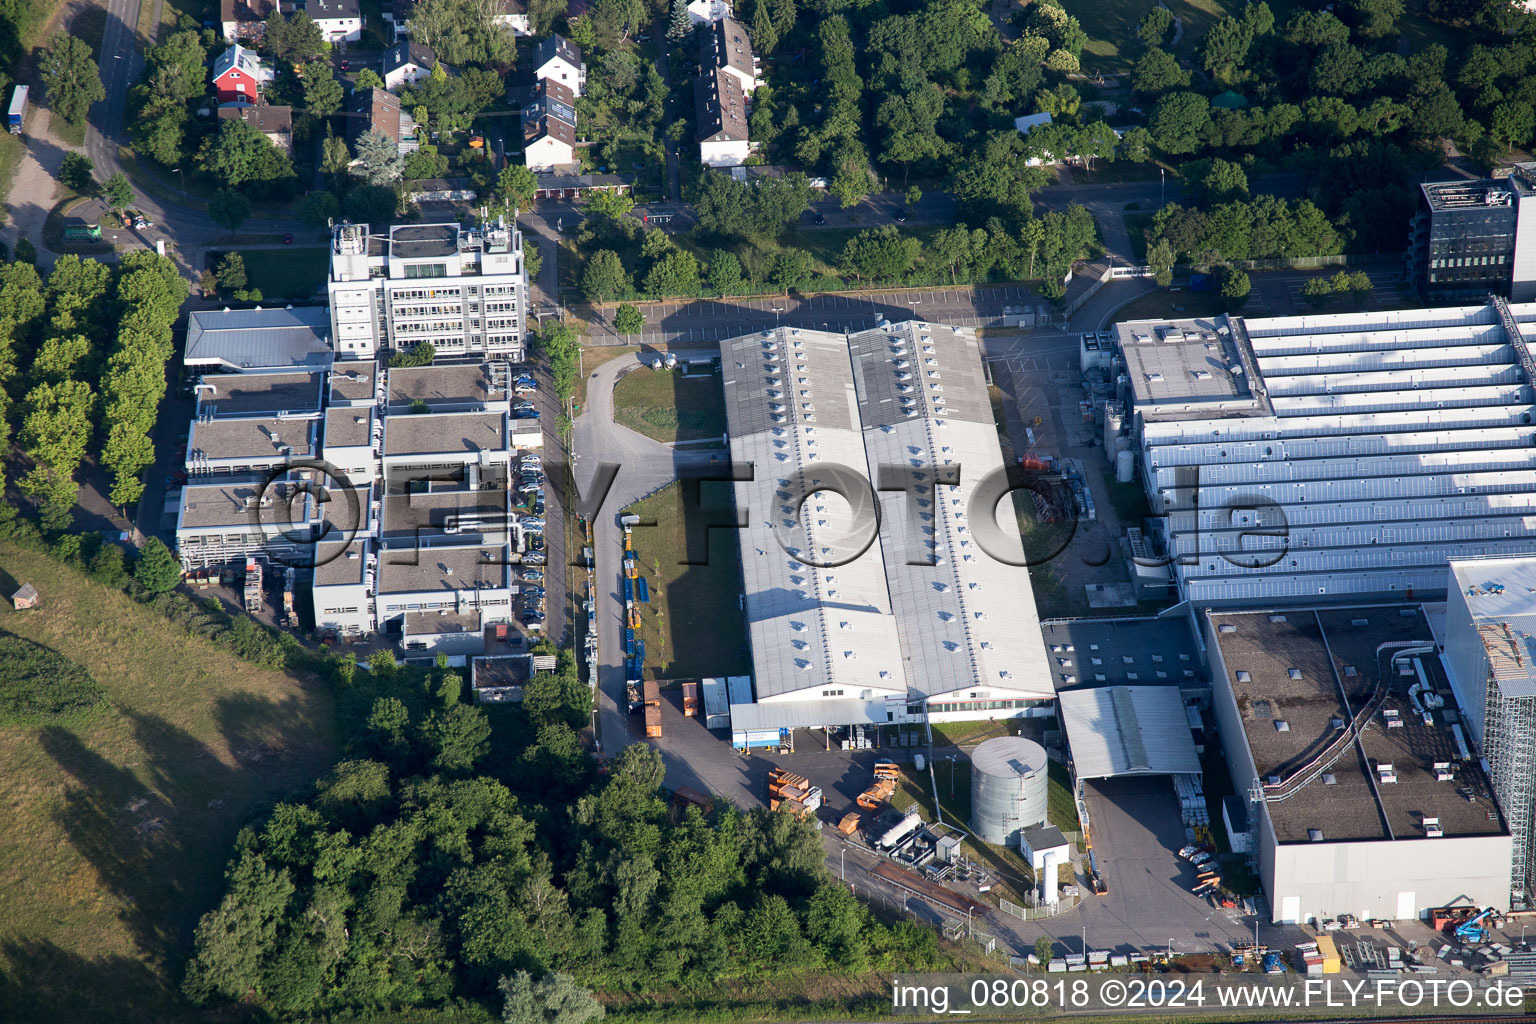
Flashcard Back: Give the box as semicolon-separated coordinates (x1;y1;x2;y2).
513;408;541;419
521;569;544;583
513;401;537;413
532;494;546;515
813;211;825;225
893;207;908;223
522;586;546;598
521;516;546;528
283;233;294;244
522;551;546;565
520;611;545;628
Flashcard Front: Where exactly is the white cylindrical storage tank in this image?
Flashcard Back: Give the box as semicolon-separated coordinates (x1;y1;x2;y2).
1116;447;1135;483
1042;849;1059;905
1103;403;1123;455
878;809;922;849
970;736;1049;846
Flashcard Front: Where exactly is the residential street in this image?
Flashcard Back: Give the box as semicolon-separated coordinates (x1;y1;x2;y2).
4;0;313;276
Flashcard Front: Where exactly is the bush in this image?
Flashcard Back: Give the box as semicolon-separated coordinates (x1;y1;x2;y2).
134;536;182;593
0;631;109;724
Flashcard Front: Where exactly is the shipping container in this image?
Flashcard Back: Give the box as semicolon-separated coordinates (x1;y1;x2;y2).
643;678;661;706
8;85;26;134
644;703;661;738
680;681;699;717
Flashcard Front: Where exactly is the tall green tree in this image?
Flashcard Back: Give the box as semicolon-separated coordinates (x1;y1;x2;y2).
353;129;404;185
583;250;630;302
41;33;105;125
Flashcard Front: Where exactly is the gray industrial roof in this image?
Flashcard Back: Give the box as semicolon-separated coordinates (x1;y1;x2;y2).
850;322;1054;700
382;487;508;537
720;321;1056;705
1117;317;1258;410
720;327;905;701
387;362;505;408
329;361;378;404
1209;607;1506;843
184;306;332;371
1449;557;1536;700
1041;617;1203;688
384;411;505;456
377;544;508;593
189;416;316;462
1135;301;1536;605
1058;685;1202;778
324;407;374;449
195;370;324;418
404;609;482;635
313;539;368;586
316;485;372;539
177;478;311;532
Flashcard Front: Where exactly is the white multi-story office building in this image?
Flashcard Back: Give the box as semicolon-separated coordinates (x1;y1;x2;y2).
327;219;528;362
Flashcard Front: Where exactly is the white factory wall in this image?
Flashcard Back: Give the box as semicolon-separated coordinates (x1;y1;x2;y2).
1441;581;1491;747
1266;830;1512;926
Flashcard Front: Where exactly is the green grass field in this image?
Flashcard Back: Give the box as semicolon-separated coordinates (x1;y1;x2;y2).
0;542;339;1022
1068;0;1299;72
612;367;727;444
623;483;751;681
210;247;329;300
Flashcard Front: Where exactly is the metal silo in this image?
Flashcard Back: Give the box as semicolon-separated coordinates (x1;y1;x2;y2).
970;736;1049;846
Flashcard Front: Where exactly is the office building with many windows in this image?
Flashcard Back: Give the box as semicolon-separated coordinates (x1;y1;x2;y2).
1410;166;1536;300
326;219;528;362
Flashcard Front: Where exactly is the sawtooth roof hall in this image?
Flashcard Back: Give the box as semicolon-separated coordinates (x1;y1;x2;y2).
721;322;1054;724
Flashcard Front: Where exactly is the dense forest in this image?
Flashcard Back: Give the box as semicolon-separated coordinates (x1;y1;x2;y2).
182;652;953;1020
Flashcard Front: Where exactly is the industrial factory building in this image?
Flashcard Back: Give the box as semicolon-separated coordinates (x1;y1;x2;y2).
1206;606;1512;926
1443;556;1536;909
719;322;1056;734
1119;299;1536;606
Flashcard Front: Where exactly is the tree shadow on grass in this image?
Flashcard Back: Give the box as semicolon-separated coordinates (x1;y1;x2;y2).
0;936;203;1024
36;693;334;984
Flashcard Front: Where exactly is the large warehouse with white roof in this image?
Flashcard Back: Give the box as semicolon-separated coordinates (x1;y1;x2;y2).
720;321;1055;728
1123;297;1536;606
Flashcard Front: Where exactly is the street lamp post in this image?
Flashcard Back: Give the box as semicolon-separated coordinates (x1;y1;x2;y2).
772;305;784;330
170;167;185;196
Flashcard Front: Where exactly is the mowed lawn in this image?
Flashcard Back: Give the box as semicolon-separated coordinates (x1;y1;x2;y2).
1066;0;1299;71
623;483;751;681
209;247;329;301
0;542;339;1023
612;367;727;444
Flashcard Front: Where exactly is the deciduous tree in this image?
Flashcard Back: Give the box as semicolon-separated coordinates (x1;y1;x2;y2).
41;33;104;125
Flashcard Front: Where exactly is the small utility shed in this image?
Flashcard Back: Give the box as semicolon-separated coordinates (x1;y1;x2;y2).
10;583;38;609
1020;823;1071;870
729;697;886;750
1057;685;1201;779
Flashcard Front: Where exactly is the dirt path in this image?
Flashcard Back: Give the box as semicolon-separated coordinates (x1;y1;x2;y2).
4;0;95;267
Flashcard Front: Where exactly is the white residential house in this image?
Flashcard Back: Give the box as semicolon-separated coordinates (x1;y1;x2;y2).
1014;111;1056;166
534;34;585;96
382;40;447;92
701;17;759;93
493;0;530;35
279;0;362;43
687;0;731;24
522;78;577;172
695;67;750;168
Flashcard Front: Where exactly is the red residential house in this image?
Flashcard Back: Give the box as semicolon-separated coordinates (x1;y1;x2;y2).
210;44;272;104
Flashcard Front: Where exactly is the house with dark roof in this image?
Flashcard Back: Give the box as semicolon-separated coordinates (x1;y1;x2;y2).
217;102;294;155
347;87;419;152
534;34;585;96
219;0;275;41
383;40;451;91
695;66;749;167
522;78;577;172
701;16;758;92
211;43;272;104
279;0;361;41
